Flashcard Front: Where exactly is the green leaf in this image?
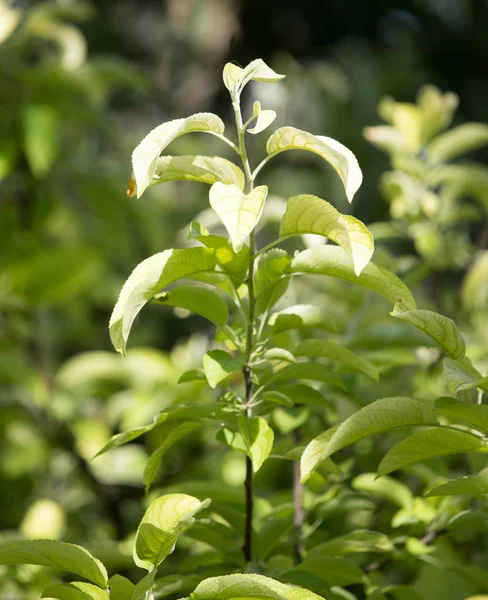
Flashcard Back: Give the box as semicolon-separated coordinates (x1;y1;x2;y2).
263;347;296;363
427;123;488;164
435;397;488;435
300;426;340;483
202;350;244;388
295;339;379;381
255;249;292;314
131;572;156;600
189;573;324;600
279;383;332;408
23;104;59;177
390;301;466;359
290;246;416;310
273;407;310;435
272;362;346;390
352;473;413;508
442;357;488;396
223;60;285;98
280;195;374;275
269;304;336;333
311;397;437;465
377;427;488;476
42;582;109;600
238;416;274;472
154;285;229;326
209;183;268;252
462;250;488;312
0;540;108;587
132;113;225;197
262;391;294;407
256;518;293;560
178;369;207;384
109;247;216;355
309;530;394;557
266;127;362;202
93;424;154;458
248;102;277;135
144;422;202;490
135;155;245;193
109;575;134;600
284;557;363;587
134;493;210;570
216;426;248;454
426;474;488;497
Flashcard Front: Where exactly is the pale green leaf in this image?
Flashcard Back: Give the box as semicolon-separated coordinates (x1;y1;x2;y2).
363;125;408;154
255;249;292;294
248;102;277;135
309;530;394;557
144;422;202;490
134;493;210;570
295;339;379;381
280;195;374;275
132;113;225;197
263;347;296;363
23;104;59;178
262;391;294;407
273;407;310;435
131;571;156;600
312;397;437;464
391;301;466;359
266;127;363;202
352;473;413;508
0;540;108;587
202;350;244;389
216;426;247;454
223;60;285;97
42;583;109;600
189;573;324;600
290;246;416;310
377;427;488;476
300;426;339;483
427;123;488;164
109;575;134;600
269;304;336;333
426;474;488;497
435;396;488;435
154;285;228;326
109;247;216;355
443;357;488;396
209;183;268;252
238;416;274;472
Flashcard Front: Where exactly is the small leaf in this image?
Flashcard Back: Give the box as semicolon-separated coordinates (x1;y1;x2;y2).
189;573;324;600
144;422;202;490
109;247;216;355
269;305;336;333
248;102;277;135
202;350;244;389
426;474;488;497
273;362;346;390
280;195;374;275
42;582;109;600
23;104;59;177
377;427;488;476
109;575;134;600
93;424;154;458
352;473;413;508
209;183;268;252
262;391;294;408
132;113;225;197
427;123;488;164
223;60;285;97
266;127;362;202
296;339;379;381
391;301;466;359
277;384;332;408
442;357;488;396
178;369;206;384
435;397;488;435
238;416;274;472
0;540;108;587
300;426;340;483
263;348;296;363
134;494;210;570
155;285;229;326
290;246;416;310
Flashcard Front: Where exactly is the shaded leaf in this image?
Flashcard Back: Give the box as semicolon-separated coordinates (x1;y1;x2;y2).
155;285;229;326
426;474;488;497
272;362;346;390
42;582;109;600
442;357;488;396
269;304;336;333
202;350;244;389
108;575;134;600
238;416;274;472
352;473;413;508
309;530;394;557
284;557;363;587
300;426;340;483
435;397;488;435
427;123;488;164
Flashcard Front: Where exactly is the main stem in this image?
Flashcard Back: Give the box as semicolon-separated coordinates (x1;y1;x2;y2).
234;96;256;563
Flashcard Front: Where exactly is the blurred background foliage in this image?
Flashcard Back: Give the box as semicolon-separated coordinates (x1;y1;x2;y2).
2;0;488;599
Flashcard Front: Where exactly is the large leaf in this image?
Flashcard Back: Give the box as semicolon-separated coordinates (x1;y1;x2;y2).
202;350;244;389
155;285;229;326
266;127;362;202
435;397;488;435
426;474;488;497
223;59;285;98
295;339;379;381
42;583;109;600
390;301;466;359
109;247;216;355
134;494;210;570
132;113;225;197
0;540;108;587
189;573;324;600
238;416;274;472
290;246;416;310
307;397;437;468
209;183;268;252
300;426;340;483
144;422;202;490
280;195;374;275
377;427;488;476
427;123;488;164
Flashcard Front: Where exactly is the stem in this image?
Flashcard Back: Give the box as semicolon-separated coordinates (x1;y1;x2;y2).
233;93;256;563
293;429;304;562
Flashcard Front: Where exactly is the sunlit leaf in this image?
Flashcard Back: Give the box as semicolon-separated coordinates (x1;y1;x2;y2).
290;246;416;310
202;350;244;389
427;123;488;164
0;0;21;43
209;182;268;252
223;60;285;98
391;301;466;359
42;582;109;600
155;285;229;326
238;416;274;472
266;127;363;202
134;494;210;570
269;304;336;333
426;474;488;497
132;113;225;197
108;574;134;600
352;473;413;508
300;426;340;483
0;540;108;587
263;347;296;363
377;427;488;476
248;102;277;135
280;195;374;275
109;247;216;355
296;339;379;381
